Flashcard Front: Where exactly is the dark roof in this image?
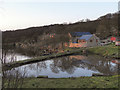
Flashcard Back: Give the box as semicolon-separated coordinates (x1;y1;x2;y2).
70;32;91;37
78;35;93;41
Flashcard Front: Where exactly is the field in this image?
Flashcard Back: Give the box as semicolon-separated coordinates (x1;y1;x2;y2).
4;75;119;88
88;44;119;59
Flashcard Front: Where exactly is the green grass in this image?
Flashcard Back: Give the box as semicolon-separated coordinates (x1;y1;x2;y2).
4;75;120;88
88;44;119;58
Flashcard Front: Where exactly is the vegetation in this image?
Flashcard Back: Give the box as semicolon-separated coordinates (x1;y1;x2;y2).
2;12;120;89
2;12;119;57
3;12;119;45
4;75;120;88
87;44;119;58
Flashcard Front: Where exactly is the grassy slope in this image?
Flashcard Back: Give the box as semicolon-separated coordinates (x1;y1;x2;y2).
15;75;120;88
88;44;119;58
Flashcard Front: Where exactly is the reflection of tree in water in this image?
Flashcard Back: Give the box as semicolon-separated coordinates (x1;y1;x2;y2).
5;55;118;78
87;55;118;75
50;57;76;74
27;62;47;72
50;55;118;75
74;55;118;75
50;63;59;73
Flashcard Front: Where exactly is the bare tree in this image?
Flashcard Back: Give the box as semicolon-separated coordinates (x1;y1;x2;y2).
1;50;26;89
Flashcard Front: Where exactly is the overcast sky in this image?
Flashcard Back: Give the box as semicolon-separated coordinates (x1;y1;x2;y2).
0;0;119;31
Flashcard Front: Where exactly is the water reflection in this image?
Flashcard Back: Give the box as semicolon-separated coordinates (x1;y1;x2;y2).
6;55;118;78
2;50;31;63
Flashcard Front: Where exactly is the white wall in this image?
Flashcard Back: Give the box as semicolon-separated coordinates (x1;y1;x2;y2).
87;35;101;47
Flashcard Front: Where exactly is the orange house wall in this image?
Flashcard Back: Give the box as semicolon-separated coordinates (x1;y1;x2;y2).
69;43;87;47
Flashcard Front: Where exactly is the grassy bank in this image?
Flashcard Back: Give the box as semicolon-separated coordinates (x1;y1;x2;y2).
87;44;119;59
4;75;119;88
3;48;84;71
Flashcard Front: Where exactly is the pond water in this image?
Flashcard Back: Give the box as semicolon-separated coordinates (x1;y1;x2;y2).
2;50;31;63
5;54;118;78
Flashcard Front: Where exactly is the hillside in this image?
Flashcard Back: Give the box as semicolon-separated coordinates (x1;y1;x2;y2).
2;12;119;44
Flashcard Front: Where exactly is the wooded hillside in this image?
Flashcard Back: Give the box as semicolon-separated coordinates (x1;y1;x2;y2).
2;12;119;44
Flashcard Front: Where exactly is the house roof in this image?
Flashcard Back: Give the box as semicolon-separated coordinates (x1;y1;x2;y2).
78;35;93;41
70;32;91;37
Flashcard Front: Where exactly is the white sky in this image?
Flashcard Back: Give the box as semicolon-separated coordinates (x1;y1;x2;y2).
0;0;119;31
2;0;120;2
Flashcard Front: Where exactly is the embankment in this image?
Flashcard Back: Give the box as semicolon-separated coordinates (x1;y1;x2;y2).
87;44;119;59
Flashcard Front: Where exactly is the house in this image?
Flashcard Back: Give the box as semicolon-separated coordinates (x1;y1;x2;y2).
69;32;91;42
69;32;101;47
115;37;120;46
